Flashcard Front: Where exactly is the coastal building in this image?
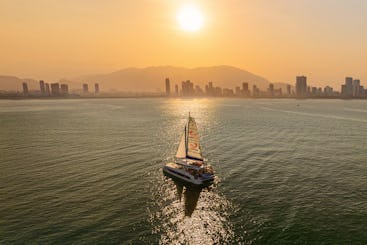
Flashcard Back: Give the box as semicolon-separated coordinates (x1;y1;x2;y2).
60;84;69;95
324;86;333;96
51;83;60;96
296;76;307;97
45;83;50;96
83;84;89;93
39;80;45;95
165;78;170;96
182;80;194;96
175;84;179;96
286;84;291;95
22;82;29;95
252;85;260;97
235;86;241;96
95;83;100;94
242;82;250;96
268;83;274;96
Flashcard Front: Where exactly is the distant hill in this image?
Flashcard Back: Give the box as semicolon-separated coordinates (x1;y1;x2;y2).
76;65;270;92
0;76;38;91
0;66;271;92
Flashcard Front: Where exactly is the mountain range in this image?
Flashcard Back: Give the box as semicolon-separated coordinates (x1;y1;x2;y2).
76;65;270;92
0;66;278;92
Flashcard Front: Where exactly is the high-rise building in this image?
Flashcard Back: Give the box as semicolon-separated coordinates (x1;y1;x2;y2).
235;86;241;96
344;77;353;97
286;84;291;95
45;83;50;96
324;86;333;96
165;78;170;96
268;83;274;96
39;80;45;95
242;82;249;92
83;84;89;93
296;76;307;97
353;79;360;97
51;83;60;96
95;83;100;94
175;84;179;96
252;85;259;97
22;82;29;95
182;80;194;96
60;84;69;95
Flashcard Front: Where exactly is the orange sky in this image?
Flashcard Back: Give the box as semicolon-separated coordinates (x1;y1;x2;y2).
1;0;367;87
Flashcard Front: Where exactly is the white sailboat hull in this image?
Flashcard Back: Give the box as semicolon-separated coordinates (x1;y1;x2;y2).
163;162;214;187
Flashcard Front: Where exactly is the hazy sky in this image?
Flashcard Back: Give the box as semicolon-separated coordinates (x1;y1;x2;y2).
1;0;367;87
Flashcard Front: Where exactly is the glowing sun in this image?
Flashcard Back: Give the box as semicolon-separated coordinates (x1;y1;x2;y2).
177;5;204;32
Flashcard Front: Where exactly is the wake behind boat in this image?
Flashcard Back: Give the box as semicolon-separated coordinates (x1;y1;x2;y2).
163;114;215;187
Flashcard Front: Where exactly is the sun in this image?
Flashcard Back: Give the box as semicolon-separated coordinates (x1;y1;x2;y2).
177;5;204;32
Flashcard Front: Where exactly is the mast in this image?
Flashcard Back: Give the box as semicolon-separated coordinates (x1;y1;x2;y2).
185;123;188;156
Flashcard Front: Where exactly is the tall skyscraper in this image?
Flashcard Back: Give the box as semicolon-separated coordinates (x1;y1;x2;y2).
181;80;194;96
345;77;353;97
175;84;179;96
22;82;29;95
286;84;291;95
51;83;60;96
268;83;274;96
342;77;355;97
296;76;307;97
252;85;259;97
165;78;170;96
39;80;45;95
83;84;89;93
94;83;100;94
353;79;360;97
45;83;50;96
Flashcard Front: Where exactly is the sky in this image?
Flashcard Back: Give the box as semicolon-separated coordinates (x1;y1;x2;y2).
1;0;367;87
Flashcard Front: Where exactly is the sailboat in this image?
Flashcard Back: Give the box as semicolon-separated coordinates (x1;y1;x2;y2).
163;114;215;187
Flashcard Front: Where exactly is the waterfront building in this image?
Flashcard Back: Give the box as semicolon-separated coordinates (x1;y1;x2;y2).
182;80;194;96
235;86;241;96
83;84;89;93
95;83;100;94
45;83;50;96
296;76;307;97
22;82;29;95
286;84;291;95
324;86;333;96
60;84;69;95
345;77;353;97
268;83;274;96
165;78;170;96
175;84;179;96
215;87;222;96
39;80;45;95
252;85;260;97
242;82;249;92
51;83;60;96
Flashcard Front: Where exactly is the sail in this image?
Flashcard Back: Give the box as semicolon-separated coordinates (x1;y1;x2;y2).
186;117;203;160
175;132;186;158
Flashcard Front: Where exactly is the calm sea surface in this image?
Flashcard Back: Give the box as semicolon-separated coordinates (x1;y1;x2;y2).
1;98;367;244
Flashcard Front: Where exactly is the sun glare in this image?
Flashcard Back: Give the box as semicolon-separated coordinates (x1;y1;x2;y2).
177;5;204;32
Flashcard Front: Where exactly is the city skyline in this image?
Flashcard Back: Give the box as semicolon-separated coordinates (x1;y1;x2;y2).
9;74;367;100
1;1;367;85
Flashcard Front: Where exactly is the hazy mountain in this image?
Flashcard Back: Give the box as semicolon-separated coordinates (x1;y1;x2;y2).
76;65;270;92
0;76;39;91
0;66;271;92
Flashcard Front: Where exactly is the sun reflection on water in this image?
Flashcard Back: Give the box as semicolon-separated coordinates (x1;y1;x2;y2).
150;177;235;244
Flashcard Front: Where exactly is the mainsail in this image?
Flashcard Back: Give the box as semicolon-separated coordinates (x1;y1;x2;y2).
175;132;186;158
186;117;203;160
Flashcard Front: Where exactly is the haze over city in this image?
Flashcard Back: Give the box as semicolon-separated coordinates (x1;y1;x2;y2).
1;0;367;88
